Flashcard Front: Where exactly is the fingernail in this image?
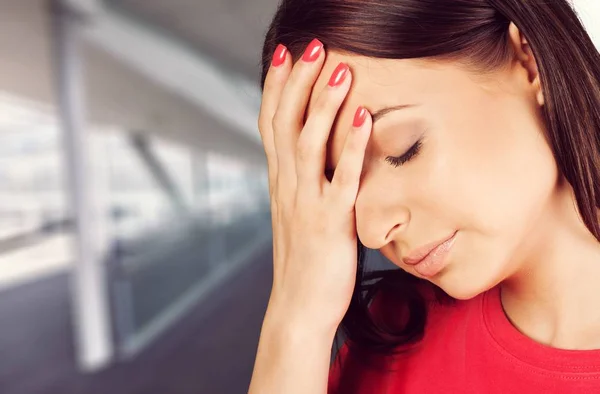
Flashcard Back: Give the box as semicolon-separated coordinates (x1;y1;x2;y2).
328;62;349;87
353;106;367;128
302;38;323;62
272;44;287;67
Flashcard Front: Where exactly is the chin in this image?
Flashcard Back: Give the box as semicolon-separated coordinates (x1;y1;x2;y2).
431;259;503;301
439;284;487;301
428;234;515;301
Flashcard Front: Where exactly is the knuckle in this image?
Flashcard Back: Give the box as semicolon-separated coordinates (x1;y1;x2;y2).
258;112;270;134
260;136;275;157
311;95;329;114
271;112;284;131
303;97;338;132
263;138;276;154
295;137;317;162
287;61;318;94
311;92;337;119
275;113;297;133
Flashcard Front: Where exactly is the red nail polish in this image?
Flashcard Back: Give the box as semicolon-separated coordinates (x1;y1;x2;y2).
353;106;367;127
302;39;323;62
328;63;349;87
272;44;287;67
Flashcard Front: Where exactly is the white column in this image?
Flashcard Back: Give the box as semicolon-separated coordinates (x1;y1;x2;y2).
52;1;113;371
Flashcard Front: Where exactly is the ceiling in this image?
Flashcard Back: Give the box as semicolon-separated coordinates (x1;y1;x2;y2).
0;0;267;165
105;0;282;84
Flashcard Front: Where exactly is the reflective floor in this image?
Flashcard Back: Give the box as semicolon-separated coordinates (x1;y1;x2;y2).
0;242;272;394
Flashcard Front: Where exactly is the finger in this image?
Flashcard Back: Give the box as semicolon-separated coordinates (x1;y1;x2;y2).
329;106;372;209
258;44;292;192
295;62;352;195
272;38;326;188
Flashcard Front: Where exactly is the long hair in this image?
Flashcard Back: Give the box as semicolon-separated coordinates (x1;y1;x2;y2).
259;0;600;372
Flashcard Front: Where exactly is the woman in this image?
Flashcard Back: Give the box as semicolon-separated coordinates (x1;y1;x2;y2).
248;0;600;393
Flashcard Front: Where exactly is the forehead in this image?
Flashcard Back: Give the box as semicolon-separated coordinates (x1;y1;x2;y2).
305;51;444;170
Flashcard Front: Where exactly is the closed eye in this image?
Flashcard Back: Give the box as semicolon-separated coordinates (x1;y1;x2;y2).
385;139;423;168
326;136;424;179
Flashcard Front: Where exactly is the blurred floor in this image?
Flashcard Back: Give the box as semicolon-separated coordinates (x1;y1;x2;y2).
0;242;272;394
0;232;71;291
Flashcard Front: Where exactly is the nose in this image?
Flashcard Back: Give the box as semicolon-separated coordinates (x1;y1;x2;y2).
355;182;410;250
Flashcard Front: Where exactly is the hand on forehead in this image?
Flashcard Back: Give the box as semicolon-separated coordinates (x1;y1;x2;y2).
305;51;430;171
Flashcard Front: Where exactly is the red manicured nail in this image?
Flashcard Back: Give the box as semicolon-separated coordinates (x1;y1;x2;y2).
272;44;287;67
328;62;349;87
302;39;323;62
353;106;367;127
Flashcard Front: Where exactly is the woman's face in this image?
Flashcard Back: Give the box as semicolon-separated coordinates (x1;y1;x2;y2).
306;50;556;300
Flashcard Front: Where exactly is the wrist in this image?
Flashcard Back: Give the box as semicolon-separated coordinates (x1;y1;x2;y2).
262;303;339;345
250;306;335;394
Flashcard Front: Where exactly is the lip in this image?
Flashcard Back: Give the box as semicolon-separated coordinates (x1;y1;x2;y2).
411;231;457;278
403;231;458;266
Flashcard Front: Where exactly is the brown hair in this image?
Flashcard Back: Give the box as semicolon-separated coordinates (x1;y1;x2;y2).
259;0;600;373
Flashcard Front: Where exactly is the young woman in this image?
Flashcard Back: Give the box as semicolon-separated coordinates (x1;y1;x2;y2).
248;0;600;393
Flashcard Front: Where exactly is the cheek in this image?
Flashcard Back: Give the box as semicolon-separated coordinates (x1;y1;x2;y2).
413;114;557;298
438;105;558;242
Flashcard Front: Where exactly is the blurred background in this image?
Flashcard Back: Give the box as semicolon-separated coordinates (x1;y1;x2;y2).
0;0;598;393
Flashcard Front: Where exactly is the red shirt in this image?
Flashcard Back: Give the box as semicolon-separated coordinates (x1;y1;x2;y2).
328;285;600;393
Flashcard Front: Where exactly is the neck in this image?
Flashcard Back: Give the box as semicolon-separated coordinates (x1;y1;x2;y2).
500;180;600;350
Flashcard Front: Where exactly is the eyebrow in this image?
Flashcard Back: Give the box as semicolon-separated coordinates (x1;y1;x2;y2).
372;104;418;124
